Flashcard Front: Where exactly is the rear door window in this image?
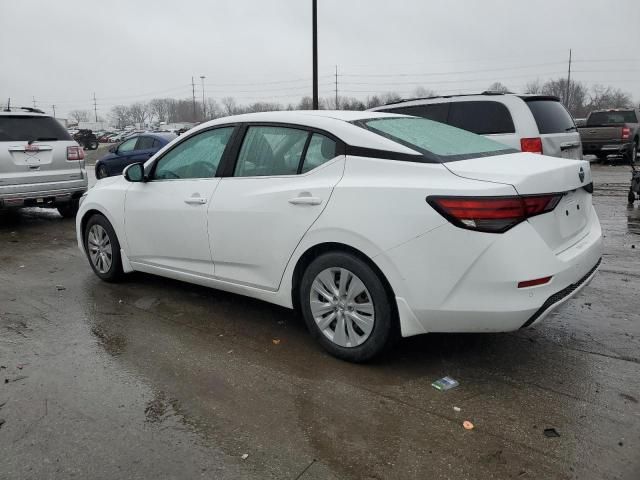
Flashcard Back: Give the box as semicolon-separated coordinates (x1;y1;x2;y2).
525;100;576;134
384;103;449;123
447;101;515;134
135;136;155;150
0;115;72;142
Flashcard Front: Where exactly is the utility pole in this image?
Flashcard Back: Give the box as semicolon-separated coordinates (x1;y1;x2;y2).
52;105;56;118
312;0;318;109
335;65;338;110
200;75;206;120
5;98;10;111
191;76;196;121
32;96;37;108
565;49;572;107
93;92;98;122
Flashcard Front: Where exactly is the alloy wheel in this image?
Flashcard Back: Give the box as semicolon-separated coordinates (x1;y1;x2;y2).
88;224;113;274
309;267;375;348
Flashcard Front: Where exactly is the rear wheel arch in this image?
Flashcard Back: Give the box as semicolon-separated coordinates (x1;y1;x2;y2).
291;242;398;322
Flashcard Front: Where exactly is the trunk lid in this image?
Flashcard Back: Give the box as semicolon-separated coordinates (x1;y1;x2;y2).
578;125;622;142
445;153;593;252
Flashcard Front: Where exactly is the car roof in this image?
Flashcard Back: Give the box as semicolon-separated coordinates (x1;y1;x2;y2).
0;110;49;117
178;110;422;155
371;92;561;109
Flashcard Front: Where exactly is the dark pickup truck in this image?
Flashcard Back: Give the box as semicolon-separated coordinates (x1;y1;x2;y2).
578;109;639;162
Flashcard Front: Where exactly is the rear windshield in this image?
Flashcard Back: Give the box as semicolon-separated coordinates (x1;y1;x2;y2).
0;115;72;142
587;111;638;126
525;100;576;134
358;117;517;162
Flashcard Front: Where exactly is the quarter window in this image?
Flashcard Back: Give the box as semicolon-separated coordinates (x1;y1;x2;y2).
301;134;337;173
234;126;308;177
385;103;449;123
447;101;515;135
153;127;233;180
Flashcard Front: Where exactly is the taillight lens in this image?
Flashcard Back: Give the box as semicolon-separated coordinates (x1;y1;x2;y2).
622;127;630;140
67;146;85;161
427;194;563;233
520;137;543;154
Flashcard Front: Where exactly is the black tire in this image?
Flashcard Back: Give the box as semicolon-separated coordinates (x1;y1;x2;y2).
626;141;638;164
90;140;99;150
96;164;108;179
299;251;395;362
57;199;79;218
596;153;608;163
629;189;636;204
83;214;124;282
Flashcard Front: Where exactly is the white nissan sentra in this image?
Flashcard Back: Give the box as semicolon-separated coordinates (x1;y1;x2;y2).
77;111;602;362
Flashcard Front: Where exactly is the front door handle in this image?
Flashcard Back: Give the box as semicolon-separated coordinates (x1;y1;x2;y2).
184;196;207;205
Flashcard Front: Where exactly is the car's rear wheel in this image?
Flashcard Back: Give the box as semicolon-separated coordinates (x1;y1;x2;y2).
57;199;79;218
89;140;99;150
299;251;394;362
96;164;108;179
626;141;638;164
84;214;123;282
596;153;608;163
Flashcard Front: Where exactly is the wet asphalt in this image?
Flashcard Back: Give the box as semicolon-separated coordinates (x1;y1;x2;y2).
0;154;639;480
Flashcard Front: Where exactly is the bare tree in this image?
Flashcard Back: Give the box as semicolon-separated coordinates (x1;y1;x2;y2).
205;98;222;119
148;98;173;123
412;86;438;98
587;84;633;111
364;95;383;109
297;96;314;110
128;102;151;126
541;78;587;117
221;97;239;116
68;109;90;123
109;105;130;129
379;92;402;105
487;82;510;93
524;79;543;94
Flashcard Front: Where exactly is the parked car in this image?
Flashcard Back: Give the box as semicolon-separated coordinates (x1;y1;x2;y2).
77;111;601;362
0;107;88;217
95;132;176;179
574;118;586;127
578;109;639;162
73;129;99;150
370;92;582;159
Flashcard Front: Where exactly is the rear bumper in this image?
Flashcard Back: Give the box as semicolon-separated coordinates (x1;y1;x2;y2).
582;141;633;155
382;207;603;336
0;179;88;209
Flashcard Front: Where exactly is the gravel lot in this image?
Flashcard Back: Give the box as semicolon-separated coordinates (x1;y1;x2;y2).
0;162;638;480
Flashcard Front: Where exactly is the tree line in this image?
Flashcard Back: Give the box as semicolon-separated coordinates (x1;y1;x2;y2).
65;77;635;128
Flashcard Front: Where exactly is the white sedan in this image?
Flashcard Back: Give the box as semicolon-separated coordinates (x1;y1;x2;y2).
77;110;602;362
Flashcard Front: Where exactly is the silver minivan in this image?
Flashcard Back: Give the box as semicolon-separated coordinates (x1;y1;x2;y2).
370;93;583;160
0;108;88;217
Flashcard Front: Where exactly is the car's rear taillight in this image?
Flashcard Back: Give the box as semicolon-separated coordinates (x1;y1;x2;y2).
520;137;543;154
427;194;563;233
67;146;85;161
622;127;631;140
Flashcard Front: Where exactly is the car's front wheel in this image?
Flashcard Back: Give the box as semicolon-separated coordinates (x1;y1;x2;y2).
96;164;108;179
57;199;79;218
299;251;395;362
84;214;123;282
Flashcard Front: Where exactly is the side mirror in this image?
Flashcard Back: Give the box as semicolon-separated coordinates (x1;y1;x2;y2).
108;145;117;153
123;163;145;182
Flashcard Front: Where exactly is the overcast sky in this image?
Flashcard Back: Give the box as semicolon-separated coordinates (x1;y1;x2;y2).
1;0;638;118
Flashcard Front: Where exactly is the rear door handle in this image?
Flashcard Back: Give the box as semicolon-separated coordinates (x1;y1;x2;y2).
289;195;322;206
184;196;207;205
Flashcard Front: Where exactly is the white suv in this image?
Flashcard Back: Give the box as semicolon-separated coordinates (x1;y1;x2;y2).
0;108;88;217
370;93;583;159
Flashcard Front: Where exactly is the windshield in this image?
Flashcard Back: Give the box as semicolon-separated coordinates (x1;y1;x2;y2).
358;117;517;162
587;111;638;125
0;115;72;142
